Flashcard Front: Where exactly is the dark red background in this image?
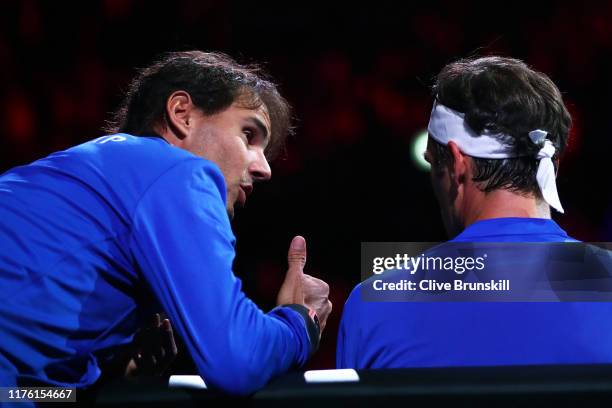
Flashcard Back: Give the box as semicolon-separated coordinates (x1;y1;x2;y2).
1;1;611;370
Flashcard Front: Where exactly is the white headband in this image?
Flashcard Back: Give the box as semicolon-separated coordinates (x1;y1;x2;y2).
427;101;564;213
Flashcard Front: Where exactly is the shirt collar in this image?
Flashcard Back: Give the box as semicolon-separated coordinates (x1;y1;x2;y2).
451;217;572;242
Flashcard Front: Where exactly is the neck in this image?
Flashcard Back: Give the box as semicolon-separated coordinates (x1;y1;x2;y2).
463;188;550;229
153;124;180;147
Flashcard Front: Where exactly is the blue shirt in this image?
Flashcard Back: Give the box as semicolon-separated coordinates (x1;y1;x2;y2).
337;218;612;369
0;134;312;394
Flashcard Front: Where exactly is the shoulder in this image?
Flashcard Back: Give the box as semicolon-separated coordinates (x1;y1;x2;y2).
69;134;195;169
68;134;225;192
30;134;227;213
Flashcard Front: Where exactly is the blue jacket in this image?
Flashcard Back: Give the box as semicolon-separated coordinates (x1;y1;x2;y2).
338;218;612;369
0;134;312;394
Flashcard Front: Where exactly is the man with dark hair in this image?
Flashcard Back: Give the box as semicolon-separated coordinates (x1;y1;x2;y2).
0;51;331;396
337;56;612;369
427;56;570;231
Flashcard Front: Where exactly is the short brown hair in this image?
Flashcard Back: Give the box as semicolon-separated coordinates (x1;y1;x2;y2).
104;51;293;159
431;56;571;195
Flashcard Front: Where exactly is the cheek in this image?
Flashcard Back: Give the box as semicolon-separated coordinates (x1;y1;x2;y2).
236;147;251;168
226;143;250;176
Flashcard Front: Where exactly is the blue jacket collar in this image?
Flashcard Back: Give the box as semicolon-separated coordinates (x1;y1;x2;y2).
452;217;573;242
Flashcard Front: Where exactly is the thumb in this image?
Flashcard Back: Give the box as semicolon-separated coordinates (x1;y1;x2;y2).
287;235;307;276
277;236;307;306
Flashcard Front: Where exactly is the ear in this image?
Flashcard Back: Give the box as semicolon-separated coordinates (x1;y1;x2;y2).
165;91;195;140
447;141;469;185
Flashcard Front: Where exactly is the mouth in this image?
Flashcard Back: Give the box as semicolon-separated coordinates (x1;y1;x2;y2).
237;184;253;207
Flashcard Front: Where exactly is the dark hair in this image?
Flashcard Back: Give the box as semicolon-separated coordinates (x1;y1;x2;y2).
430;56;572;196
104;51;293;159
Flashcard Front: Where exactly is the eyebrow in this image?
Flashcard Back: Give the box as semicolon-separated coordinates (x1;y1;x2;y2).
246;117;270;144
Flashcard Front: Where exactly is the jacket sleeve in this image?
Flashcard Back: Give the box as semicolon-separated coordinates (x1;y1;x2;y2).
128;159;314;394
336;284;361;369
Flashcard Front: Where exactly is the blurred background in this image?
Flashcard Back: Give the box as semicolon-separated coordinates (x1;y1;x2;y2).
1;0;611;370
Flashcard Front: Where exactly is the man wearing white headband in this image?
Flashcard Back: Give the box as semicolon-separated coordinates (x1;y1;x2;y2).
428;102;563;226
337;56;612;369
424;58;568;237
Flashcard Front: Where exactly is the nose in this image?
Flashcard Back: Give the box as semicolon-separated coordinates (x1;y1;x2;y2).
249;148;272;182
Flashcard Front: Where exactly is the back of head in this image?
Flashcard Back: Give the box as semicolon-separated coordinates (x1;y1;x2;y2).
430;56;572;197
104;51;292;159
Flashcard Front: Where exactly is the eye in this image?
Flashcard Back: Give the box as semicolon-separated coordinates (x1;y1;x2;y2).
242;128;255;143
243;127;267;148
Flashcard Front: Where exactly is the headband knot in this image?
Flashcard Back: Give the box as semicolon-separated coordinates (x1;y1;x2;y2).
428;102;564;213
528;129;548;145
